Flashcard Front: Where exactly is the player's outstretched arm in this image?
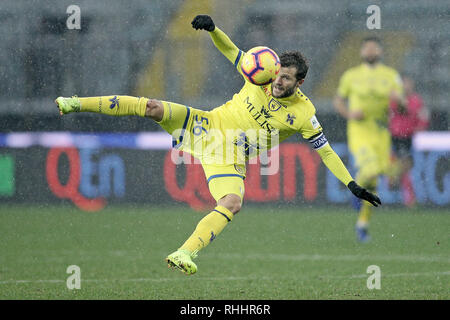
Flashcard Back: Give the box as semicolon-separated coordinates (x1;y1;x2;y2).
191;15;242;67
315;143;381;207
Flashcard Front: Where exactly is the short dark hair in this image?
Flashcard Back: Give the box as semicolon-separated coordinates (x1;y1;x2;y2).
362;36;382;46
279;51;309;81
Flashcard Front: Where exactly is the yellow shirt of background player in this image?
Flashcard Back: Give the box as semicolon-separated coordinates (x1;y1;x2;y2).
337;63;403;136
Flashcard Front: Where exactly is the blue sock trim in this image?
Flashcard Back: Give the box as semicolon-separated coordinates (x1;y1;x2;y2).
213;209;231;222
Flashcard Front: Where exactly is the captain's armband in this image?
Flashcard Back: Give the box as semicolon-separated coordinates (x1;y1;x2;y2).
308;132;329;150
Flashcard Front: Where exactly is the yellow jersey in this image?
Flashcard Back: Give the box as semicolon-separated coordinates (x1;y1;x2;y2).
337;63;403;137
209;28;323;161
163;27;353;186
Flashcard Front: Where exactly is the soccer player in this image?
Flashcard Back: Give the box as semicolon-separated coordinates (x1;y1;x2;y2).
55;15;380;274
334;36;404;242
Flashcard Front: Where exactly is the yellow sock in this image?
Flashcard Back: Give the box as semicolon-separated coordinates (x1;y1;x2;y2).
357;201;372;228
78;95;148;117
180;205;234;254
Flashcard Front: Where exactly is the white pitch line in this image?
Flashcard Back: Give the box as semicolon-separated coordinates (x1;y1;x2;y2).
0;279;65;284
213;253;450;263
329;271;450;279
0;272;448;285
0;276;270;285
7;252;449;264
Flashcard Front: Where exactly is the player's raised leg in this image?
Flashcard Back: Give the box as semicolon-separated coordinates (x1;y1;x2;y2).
55;95;151;117
54;96;191;132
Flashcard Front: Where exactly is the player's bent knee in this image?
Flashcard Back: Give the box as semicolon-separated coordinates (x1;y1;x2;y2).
218;194;242;215
145;99;164;121
231;200;242;215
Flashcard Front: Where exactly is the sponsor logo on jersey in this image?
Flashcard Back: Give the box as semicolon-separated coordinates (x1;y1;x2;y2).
260;105;273;118
244;97;278;134
262;85;272;98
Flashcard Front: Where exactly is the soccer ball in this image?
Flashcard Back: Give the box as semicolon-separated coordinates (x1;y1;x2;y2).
241;46;280;85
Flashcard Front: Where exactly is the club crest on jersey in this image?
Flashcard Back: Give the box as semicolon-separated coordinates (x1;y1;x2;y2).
286;113;296;125
268;98;286;112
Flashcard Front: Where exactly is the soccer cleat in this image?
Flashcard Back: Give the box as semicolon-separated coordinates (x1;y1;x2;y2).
55;96;81;115
165;249;198;275
355;225;371;243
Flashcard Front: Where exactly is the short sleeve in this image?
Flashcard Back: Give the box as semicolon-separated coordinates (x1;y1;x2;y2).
299;113;323;140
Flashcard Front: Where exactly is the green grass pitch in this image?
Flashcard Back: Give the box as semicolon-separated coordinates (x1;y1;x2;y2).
0;205;448;299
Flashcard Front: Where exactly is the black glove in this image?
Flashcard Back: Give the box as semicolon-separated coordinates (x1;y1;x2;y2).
347;181;382;207
191;15;215;32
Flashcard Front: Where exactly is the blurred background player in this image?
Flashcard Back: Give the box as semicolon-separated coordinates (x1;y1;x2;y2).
333;37;404;242
389;75;429;207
